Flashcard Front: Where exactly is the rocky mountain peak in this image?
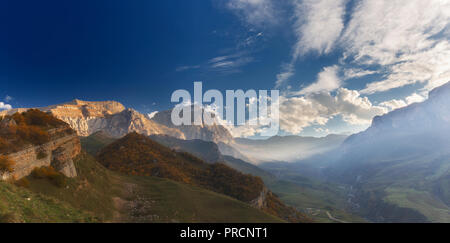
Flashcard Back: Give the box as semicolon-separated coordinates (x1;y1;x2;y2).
43;99;126;118
2;100;184;139
151;108;234;144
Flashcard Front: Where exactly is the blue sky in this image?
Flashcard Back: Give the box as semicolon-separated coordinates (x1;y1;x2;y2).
2;0;449;137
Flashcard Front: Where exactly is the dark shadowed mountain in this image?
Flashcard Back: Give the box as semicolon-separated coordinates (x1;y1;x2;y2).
323;82;450;222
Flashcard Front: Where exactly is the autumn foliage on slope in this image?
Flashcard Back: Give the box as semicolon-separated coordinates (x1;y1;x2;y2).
0;109;72;154
96;132;264;203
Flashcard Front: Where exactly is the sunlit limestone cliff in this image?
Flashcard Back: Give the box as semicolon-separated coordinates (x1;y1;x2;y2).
1;100;185;139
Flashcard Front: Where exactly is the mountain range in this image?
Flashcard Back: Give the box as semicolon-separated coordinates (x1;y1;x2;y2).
0;99;184;139
2;81;449;223
0;109;308;222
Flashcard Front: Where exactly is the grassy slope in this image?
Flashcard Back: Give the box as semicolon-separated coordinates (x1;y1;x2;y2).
124;176;283;223
24;152;284;223
0;181;96;223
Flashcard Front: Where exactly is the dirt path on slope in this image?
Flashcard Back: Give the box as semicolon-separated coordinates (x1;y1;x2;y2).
326;211;348;223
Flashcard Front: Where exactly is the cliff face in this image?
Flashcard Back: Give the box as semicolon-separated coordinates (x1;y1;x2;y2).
43;100;185;139
1;126;81;180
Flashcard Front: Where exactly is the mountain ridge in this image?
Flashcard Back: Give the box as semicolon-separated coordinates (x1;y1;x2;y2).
326;81;450;222
1;100;185;139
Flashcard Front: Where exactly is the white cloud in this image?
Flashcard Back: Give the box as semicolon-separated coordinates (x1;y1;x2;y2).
196;86;387;137
379;99;408;111
4;96;13;102
343;68;377;79
0;102;12;110
275;63;295;88
226;0;450;135
275;0;347;87
292;0;347;57
314;127;330;134
297;65;342;94
280;88;387;134
208;53;254;72
380;93;426;111
147;111;159;119
227;0;278;27
176;52;254;74
405;93;426;104
341;0;450;94
176;65;200;72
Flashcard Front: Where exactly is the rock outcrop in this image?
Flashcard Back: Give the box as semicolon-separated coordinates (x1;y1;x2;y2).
1;126;81;180
250;187;269;209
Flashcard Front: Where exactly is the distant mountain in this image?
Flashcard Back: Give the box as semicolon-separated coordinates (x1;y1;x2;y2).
149;134;223;163
217;142;252;162
325;82;450;222
1;100;185;139
80;131;116;156
151;107;234;144
233;134;348;163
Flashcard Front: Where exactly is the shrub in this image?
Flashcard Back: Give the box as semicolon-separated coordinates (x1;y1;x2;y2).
15;177;30;188
0;110;68;153
22;109;66;128
16;124;50;145
31;166;67;187
0;155;15;174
